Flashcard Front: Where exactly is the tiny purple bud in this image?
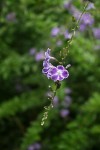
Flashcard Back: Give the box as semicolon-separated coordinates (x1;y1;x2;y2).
51;27;60;37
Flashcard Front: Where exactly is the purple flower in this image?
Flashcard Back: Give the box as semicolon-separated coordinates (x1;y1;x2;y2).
44;48;51;61
92;28;100;39
64;30;72;39
42;49;70;81
29;48;36;55
42;48;56;79
48;65;69;81
65;3;94;27
6;12;16;22
79;23;87;31
64;88;72;94
44;48;55;61
81;13;94;26
64;3;81;20
28;143;41;150
64;1;72;9
60;109;69;118
86;2;95;10
51;27;60;37
53;96;59;107
35;51;45;61
42;62;53;77
62;96;72;107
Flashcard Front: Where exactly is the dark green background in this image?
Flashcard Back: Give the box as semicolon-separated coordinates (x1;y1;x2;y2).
0;0;100;150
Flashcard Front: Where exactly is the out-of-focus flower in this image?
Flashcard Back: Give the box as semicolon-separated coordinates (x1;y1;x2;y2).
64;30;72;39
62;95;72;108
53;96;59;107
92;28;100;39
48;65;69;81
64;1;72;9
56;40;62;46
6;12;16;22
63;96;72;107
64;1;94;30
94;45;100;51
81;13;94;26
64;88;72;94
64;2;81;19
79;13;94;31
15;83;23;92
28;143;41;150
79;23;87;31
60;109;69;118
29;48;36;55
51;27;60;37
35;51;45;61
86;2;95;10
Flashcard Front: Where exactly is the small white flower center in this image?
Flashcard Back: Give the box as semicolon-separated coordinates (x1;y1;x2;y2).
57;70;62;75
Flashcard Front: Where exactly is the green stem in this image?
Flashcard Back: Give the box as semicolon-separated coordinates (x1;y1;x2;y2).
41;83;58;126
62;1;89;63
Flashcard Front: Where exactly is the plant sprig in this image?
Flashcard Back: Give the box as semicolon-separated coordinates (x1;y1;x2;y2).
41;1;89;126
60;1;89;64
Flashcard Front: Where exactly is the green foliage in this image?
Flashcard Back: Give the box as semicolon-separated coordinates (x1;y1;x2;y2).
0;0;100;150
0;91;45;118
57;129;89;150
20;118;43;150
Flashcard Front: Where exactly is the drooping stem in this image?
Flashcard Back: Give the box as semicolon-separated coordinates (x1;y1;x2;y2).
61;1;89;63
41;82;60;126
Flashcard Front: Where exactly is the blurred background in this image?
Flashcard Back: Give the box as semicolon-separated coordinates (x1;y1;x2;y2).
0;0;100;150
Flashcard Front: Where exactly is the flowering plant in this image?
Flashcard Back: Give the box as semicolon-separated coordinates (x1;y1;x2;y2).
41;0;90;126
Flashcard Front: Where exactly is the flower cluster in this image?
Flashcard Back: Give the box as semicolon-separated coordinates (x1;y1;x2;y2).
6;12;16;22
64;1;94;32
42;48;69;81
28;143;41;150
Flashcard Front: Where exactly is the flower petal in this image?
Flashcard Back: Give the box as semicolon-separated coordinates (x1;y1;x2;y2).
43;61;49;67
49;67;58;75
45;48;51;58
42;68;49;74
62;70;69;78
57;65;64;70
51;75;58;81
47;72;51;79
58;75;64;81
